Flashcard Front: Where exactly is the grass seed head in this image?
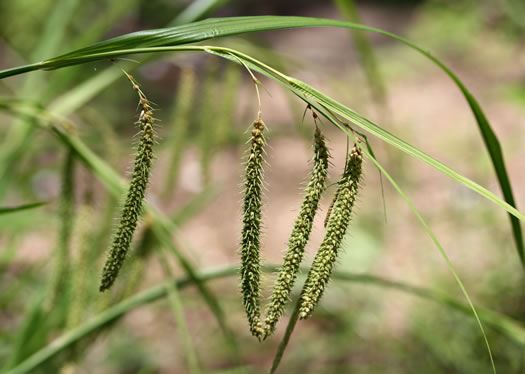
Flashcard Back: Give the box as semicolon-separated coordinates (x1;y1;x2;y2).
263;126;329;338
299;141;362;319
99;75;156;292
240;118;266;339
324;188;339;228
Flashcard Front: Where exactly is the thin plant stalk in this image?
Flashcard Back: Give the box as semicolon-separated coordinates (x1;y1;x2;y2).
216;62;242;146
157;246;200;374
7;264;525;374
1;16;519;264
198;58;220;185
48;148;75;309
269;299;301;374
0;101;233;347
333;0;387;109
0;0;81;198
163;67;197;197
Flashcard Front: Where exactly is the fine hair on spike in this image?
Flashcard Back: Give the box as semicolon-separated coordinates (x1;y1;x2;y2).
240;118;266;339
299;140;363;319
99;71;156;292
324;189;339;228
263;126;329;339
324;136;350;228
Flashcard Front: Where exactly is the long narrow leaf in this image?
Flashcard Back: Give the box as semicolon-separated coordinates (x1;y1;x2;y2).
333;0;387;107
0;101;235;356
264;88;496;374
0;15;520;264
6;264;525;374
209;46;525;225
169;0;232;26
0;202;47;215
0;0;81;197
156;247;200;374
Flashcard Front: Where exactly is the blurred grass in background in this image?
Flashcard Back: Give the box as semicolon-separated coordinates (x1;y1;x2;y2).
0;0;524;373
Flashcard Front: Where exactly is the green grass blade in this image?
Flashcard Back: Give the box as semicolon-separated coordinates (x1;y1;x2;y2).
157;247;200;374
49;66;125;115
29;0;81;61
292;96;497;372
208;47;525;224
289;75;524;257
287;76;524;222
0;202;47;215
47;0;223;117
0;0;81;197
0;100;237;357
358;135;497;373
163;67;197;197
215;60;242;145
463;94;524;264
67;206;97;330
48;148;75;308
169;0;232;26
2;43;524;238
69;0;141;52
0;15;519;265
171;184;221;225
149;217;239;355
198;59;220;185
333;0;386;107
7;264;525;374
329;271;525;348
11;44;525;229
265;101;495;373
62;128;239;355
62;128;238;354
53;128;235;336
3;296;48;371
46;0;142;98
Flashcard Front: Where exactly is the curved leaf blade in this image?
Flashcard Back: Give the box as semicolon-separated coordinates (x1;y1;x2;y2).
0;15;521;262
0;202;48;215
6;264;525;374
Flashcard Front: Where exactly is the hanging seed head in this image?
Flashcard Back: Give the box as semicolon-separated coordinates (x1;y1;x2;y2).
240;118;266;339
263;127;329;338
299;141;362;319
99;75;156;292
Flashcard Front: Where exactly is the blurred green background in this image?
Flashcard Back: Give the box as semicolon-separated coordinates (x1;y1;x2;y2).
1;0;525;373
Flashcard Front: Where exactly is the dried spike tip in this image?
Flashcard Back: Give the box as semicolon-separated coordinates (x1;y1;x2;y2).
99;75;156;292
263;127;329;338
299;141;363;319
240;118;266;339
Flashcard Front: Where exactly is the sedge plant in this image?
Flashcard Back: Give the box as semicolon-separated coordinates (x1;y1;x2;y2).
0;12;524;374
